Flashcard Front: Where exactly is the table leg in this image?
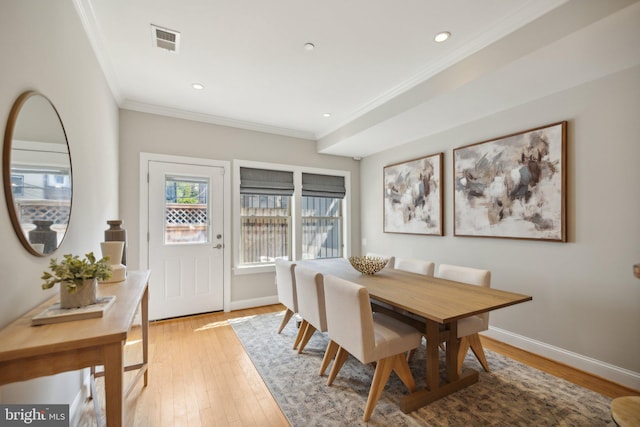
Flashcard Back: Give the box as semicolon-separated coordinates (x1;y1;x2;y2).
424;320;440;392
400;320;479;413
142;286;149;386
445;321;459;382
104;341;124;427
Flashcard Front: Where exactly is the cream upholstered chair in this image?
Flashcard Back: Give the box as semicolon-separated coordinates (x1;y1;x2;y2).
374;257;434;318
394;257;435;276
437;264;492;373
366;252;395;269
275;259;297;334
322;275;422;422
293;265;327;353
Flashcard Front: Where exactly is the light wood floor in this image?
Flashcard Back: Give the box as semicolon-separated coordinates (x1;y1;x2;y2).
77;304;638;426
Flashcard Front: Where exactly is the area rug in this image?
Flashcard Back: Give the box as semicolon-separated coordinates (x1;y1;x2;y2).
231;312;614;426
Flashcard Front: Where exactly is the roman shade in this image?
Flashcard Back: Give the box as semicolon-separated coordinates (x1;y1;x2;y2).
302;173;345;198
240;167;294;196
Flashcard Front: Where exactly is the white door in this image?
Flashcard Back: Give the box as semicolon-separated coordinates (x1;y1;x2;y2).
148;160;225;320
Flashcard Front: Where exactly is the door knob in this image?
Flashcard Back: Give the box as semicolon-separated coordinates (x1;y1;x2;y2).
214;243;223;249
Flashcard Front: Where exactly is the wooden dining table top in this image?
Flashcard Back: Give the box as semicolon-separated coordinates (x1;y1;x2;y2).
297;258;532;324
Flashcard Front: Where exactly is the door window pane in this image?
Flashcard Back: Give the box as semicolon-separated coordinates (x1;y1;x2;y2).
165;176;209;244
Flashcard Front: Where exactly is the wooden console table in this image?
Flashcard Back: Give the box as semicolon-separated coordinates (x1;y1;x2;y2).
0;270;150;427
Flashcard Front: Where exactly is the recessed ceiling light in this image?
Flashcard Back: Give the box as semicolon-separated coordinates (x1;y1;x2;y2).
434;31;451;43
304;42;315;51
192;83;204;90
322;113;332;118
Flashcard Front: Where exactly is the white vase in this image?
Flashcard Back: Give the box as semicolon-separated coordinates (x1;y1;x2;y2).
100;241;127;283
100;241;124;265
60;278;97;309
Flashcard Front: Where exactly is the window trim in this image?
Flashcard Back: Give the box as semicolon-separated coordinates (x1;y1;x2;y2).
233;160;351;275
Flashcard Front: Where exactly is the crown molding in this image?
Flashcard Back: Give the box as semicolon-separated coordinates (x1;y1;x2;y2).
72;0;123;104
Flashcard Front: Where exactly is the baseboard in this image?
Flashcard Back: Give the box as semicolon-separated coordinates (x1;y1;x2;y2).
485;326;640;391
230;296;279;311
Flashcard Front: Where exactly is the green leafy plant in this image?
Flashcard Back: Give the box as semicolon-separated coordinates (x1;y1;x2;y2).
41;252;112;293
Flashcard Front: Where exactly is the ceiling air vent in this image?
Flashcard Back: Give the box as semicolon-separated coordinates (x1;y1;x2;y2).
151;24;180;53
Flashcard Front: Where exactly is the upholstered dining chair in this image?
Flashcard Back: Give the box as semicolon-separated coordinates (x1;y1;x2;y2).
366;252;395;269
322;275;422;422
394;257;435;276
275;259;297;334
293;265;327;353
373;257;434;318
437;264;492;373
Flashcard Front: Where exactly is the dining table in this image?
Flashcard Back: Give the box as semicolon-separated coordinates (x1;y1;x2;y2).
297;258;532;413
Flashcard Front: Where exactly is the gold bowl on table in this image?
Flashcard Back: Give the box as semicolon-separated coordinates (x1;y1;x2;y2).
348;256;389;275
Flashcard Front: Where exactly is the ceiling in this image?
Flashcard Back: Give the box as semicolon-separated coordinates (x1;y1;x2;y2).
73;0;640;158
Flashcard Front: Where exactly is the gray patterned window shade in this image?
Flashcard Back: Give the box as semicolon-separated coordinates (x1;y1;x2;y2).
240;167;294;196
302;173;345;198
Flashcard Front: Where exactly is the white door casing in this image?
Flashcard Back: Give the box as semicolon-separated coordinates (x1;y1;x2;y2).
140;153;231;319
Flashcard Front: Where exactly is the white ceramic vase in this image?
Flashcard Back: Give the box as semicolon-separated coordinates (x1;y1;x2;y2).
100;241;127;283
101;241;124;265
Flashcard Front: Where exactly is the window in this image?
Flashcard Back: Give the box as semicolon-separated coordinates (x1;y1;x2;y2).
239;168;294;265
164;175;209;244
301;173;346;259
235;164;349;271
301;196;342;259
10;175;24;197
240;194;291;264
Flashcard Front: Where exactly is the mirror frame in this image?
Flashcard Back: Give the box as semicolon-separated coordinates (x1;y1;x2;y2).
2;90;73;256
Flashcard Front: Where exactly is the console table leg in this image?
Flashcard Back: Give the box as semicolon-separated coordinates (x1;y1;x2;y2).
142;287;149;386
104;341;124;427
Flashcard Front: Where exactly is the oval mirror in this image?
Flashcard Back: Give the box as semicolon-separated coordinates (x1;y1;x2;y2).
2;91;72;256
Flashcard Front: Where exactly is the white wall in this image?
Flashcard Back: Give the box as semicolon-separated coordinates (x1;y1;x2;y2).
0;0;120;418
118;110;360;305
360;65;640;387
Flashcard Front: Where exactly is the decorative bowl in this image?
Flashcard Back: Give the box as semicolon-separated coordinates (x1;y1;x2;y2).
349;256;389;275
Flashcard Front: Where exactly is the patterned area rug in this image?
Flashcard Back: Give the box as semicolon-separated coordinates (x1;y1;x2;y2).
231;311;613;426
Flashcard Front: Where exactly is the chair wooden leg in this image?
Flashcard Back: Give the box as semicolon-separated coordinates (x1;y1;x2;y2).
363;356;394;422
297;323;317;354
392;353;416;392
277;308;294;334
319;340;339;376
327;347;349;386
293;319;308;349
468;333;490;372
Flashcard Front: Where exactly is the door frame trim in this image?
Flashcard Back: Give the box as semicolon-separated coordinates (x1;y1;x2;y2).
139;152;231;312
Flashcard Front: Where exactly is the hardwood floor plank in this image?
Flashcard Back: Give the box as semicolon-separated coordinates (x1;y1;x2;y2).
76;304;636;426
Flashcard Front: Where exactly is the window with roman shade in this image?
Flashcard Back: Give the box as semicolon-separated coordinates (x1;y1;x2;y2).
239;168;293;265
301;173;345;260
235;163;350;270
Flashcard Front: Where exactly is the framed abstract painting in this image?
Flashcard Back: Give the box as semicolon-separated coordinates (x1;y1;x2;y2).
383;152;443;235
453;121;567;241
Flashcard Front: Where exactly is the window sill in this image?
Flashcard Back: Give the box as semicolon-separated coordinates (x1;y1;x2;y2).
233;264;275;275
